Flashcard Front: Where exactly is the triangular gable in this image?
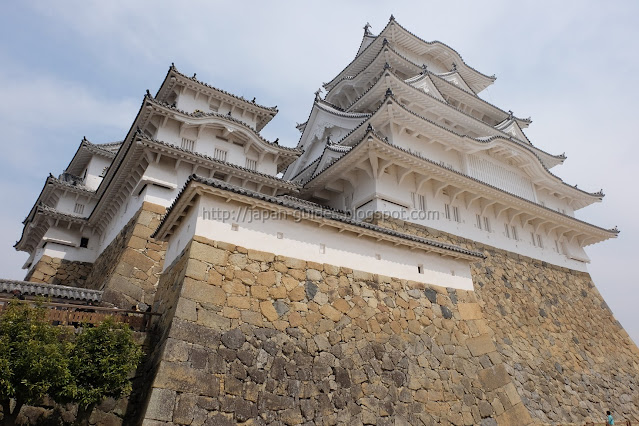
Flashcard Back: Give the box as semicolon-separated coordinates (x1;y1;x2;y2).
405;73;446;102
496;119;532;145
438;72;474;94
284;101;368;179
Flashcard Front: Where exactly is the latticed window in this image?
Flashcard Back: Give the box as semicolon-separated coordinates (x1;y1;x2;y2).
213;148;227;162
411;192;426;211
74;203;85;215
245;158;257;171
181;138;195;151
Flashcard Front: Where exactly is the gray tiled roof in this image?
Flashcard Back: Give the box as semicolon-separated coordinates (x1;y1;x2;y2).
0;279;102;302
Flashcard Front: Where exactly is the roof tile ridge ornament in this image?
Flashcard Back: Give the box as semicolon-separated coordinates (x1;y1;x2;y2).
451;62;457;72
421;64;428;74
382;37;389;46
385;88;394;98
364;22;372;36
389;14;395;22
383;62;392;71
314;88;322;101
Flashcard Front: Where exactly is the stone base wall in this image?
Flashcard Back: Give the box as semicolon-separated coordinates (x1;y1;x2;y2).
370;216;639;424
140;236;532;425
84;202;167;309
25;255;93;287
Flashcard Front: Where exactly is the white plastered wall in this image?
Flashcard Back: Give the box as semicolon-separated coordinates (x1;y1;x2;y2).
163;196;475;291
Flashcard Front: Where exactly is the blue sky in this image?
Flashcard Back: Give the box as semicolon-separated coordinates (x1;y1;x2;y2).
1;0;638;342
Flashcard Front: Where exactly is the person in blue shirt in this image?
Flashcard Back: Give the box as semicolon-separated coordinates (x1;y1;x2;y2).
607;410;614;425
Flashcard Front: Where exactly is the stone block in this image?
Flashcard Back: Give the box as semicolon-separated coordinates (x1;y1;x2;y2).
190;241;229;265
283;257;306;269
306;269;323;281
145;387;176;421
163;338;190;362
288;286;306;301
173;393;197;424
154;362;220;397
257;271;277;286
197;309;231;331
174;297;197;321
458;302;483;320
260;301;279;322
247;249;275;262
142;201;168;215
467;334;497;357
320;304;342;322
168;318;221;349
496;402;533;425
477;364;511;392
182;278;226;305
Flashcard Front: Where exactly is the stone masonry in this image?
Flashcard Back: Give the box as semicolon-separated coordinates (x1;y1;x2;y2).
140;236;533;425
371;216;639;424
83;202;167;309
25;255;93;288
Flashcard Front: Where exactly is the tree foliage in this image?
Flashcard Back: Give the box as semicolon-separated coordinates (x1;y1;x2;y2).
0;301;144;424
0;302;71;424
64;318;143;409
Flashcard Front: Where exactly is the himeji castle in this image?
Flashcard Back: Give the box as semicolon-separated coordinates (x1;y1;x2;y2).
10;16;637;426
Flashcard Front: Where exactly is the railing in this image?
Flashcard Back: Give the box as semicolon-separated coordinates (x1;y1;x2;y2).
0;298;160;331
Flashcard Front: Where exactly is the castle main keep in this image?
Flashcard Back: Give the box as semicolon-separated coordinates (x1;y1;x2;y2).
12;17;638;425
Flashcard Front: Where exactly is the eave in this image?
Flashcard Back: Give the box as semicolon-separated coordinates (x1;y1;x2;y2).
153;175;485;261
15;206;88;253
303;132;617;246
145;96;300;157
136;134;301;191
65;138;117;177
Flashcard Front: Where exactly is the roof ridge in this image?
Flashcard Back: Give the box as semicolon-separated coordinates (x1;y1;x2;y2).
168;64;278;113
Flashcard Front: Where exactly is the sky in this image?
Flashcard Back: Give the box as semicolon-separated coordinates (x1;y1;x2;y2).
0;1;637;342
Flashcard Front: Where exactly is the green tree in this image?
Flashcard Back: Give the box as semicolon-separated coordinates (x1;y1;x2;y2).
0;302;144;425
63;318;144;424
0;301;71;426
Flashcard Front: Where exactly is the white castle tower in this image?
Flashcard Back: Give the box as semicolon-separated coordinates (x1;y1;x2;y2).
283;16;617;271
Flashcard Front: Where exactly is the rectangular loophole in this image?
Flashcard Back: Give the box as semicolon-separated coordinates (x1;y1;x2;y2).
231;223;239;231
319;243;326;254
375;253;381;260
418;264;424;274
277;232;283;239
